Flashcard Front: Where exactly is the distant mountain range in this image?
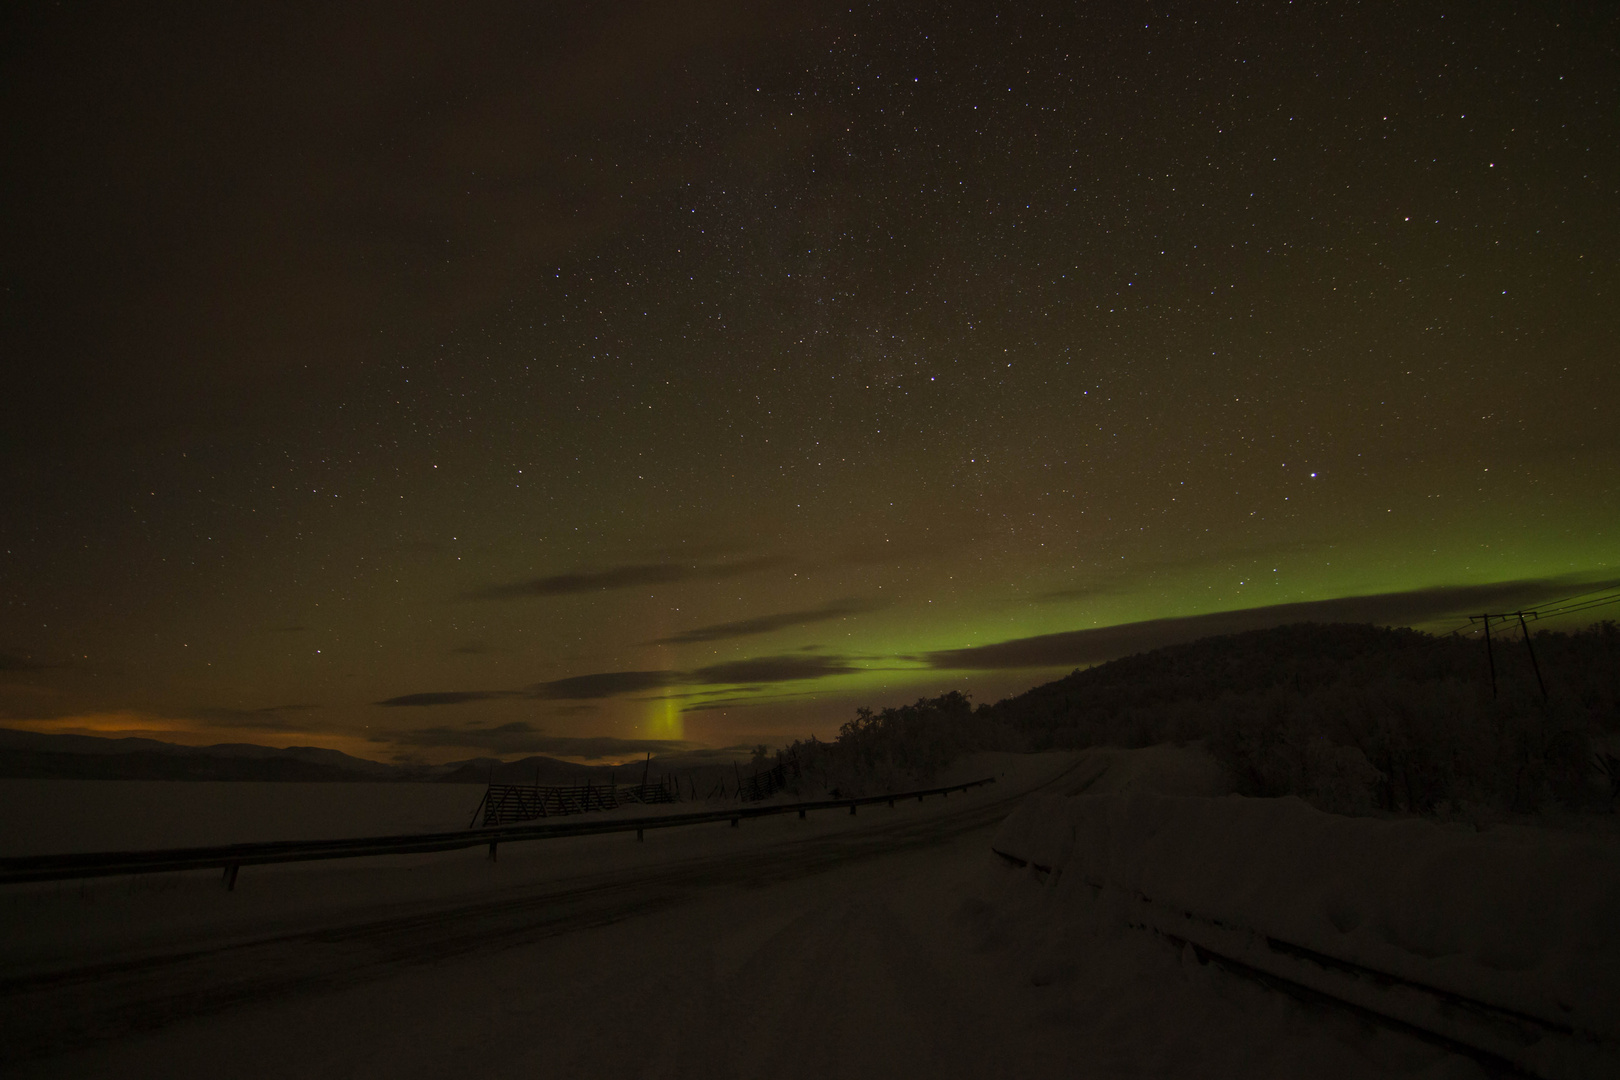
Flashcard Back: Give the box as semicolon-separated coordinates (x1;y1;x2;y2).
0;725;758;786
0;728;708;785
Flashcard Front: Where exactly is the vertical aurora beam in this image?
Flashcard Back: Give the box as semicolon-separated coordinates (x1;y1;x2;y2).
645;695;684;741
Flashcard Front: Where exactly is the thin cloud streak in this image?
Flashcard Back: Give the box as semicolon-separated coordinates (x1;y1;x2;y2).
689;654;860;684
649;597;888;645
469;556;789;600
384;721;693;757
526;671;682;700
376;690;520;707
376;653;863;707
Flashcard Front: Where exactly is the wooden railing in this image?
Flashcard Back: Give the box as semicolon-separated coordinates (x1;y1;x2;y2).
0;778;996;891
470;780;679;827
737;762;790;802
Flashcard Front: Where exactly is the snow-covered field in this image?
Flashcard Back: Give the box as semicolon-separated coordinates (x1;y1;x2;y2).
3;748;1598;1078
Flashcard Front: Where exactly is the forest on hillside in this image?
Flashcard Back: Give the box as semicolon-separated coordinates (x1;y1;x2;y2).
781;621;1620;817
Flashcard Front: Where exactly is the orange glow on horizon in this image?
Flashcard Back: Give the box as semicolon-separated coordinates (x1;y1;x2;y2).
2;713;394;763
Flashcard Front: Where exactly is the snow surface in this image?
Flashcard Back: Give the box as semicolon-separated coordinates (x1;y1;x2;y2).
0;753;1058;977
0;749;1531;1078
994;789;1620;1075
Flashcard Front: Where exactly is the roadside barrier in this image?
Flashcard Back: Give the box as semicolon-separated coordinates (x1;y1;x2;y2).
0;777;995;891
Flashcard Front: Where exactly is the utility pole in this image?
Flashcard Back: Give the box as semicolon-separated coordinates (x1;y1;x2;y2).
1515;611;1548;702
1473;614;1498;698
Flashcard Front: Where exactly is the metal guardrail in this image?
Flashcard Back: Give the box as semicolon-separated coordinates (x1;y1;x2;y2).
0;778;996;890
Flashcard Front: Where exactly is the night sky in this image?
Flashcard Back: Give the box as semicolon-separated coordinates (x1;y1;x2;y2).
2;2;1616;764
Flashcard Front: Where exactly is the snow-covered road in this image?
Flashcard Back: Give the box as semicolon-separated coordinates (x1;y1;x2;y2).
3;754;1485;1079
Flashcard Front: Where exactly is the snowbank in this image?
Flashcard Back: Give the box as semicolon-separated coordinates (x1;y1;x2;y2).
1053;742;1236;798
993;793;1620;1078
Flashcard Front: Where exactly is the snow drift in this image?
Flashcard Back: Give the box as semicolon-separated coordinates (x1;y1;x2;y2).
993;793;1620;1078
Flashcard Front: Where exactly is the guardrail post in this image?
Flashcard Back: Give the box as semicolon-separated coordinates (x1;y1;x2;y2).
730;817;739;827
849;802;857;815
636;828;644;842
223;863;239;891
488;840;498;861
798;809;806;819
918;793;924;802
887;798;895;808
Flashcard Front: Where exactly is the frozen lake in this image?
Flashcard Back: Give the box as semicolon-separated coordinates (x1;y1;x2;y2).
0;780;488;855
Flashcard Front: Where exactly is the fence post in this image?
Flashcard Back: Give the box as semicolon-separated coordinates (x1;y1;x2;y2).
222;863;239;891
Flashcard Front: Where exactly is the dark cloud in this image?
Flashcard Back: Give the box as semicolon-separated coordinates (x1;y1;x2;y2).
690;653;859;684
525;670;682;700
925;578;1620;671
388;721;692;757
655;686;768;699
380;652;861;709
649;597;888;645
470;556;789;600
681;688;826;713
375;690;518;707
679;696;767;713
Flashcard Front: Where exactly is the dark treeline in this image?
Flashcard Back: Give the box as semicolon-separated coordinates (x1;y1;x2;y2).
781;622;1620;815
782;690;1019;799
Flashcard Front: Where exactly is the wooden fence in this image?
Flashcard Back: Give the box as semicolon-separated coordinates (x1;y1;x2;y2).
737;761;791;802
470;776;679;827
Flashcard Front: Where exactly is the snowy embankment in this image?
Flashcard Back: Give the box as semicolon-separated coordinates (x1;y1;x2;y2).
993;791;1620;1078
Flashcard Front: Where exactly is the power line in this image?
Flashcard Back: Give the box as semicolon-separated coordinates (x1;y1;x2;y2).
1445;591;1620;638
1518;581;1620;612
